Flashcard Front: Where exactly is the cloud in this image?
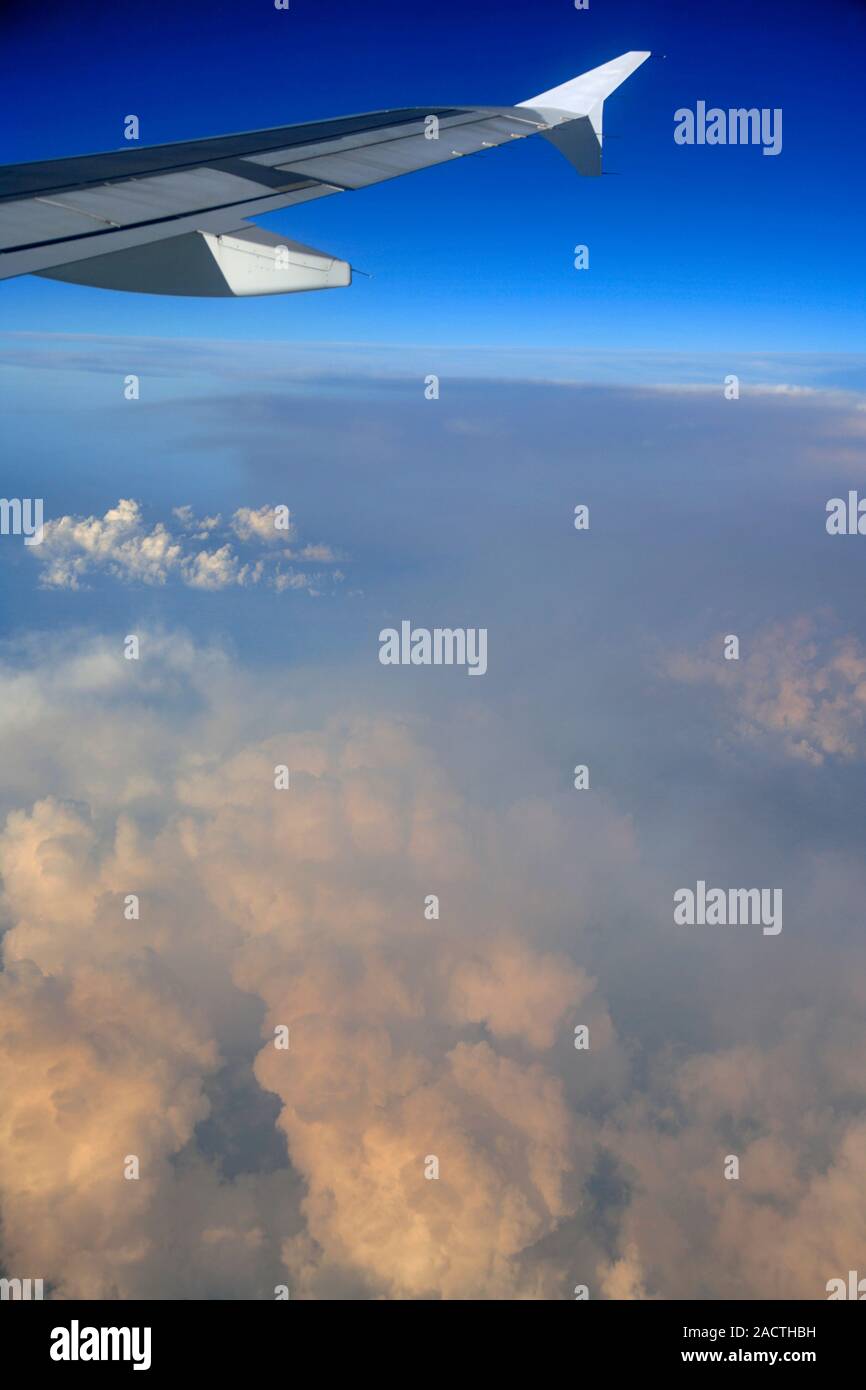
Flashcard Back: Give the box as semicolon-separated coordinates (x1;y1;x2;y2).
172;505;221;539
33;498;183;590
3;332;863;393
30;499;342;595
665;616;866;764
602;995;866;1299
1;625;865;1300
0;630;614;1298
231;504;294;544
180;545;261;592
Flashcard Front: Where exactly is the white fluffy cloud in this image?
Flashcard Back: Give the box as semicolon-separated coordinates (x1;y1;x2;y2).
30;499;342;595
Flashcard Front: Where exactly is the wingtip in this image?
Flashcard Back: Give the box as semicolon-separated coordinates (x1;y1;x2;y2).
520;48;653;114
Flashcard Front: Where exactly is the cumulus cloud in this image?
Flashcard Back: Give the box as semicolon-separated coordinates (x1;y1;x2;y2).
30;499;342;595
666;616;866;764
602;996;866;1299
1;627;864;1300
231;504;294;544
172;505;221;539
34;499;183;590
0;958;220;1298
0;631;615;1298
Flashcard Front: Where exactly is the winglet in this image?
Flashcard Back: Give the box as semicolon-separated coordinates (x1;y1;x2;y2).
518;50;650;176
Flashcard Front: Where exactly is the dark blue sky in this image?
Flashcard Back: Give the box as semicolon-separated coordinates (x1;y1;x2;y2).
0;0;863;353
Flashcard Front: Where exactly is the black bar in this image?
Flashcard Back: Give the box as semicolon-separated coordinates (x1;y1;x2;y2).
3;1298;861;1376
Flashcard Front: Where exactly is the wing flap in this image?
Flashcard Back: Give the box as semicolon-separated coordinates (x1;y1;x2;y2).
39;168;282;223
270;111;543;190
0;181;338;281
36;224;351;297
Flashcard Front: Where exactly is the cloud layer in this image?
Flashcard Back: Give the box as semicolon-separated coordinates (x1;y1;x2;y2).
0;632;608;1297
1;621;864;1299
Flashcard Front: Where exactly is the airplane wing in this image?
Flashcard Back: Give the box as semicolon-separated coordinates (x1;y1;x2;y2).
0;51;650;298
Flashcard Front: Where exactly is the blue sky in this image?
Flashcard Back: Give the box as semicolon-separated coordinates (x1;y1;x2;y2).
1;0;864;355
